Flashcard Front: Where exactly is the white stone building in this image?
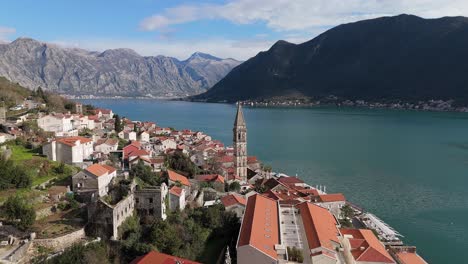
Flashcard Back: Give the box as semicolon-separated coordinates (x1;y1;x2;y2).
94;138;119;155
42;136;93;164
72;163;117;197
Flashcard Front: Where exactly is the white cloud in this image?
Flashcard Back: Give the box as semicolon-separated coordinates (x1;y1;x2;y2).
50;37;279;61
0;26;16;41
140;0;468;32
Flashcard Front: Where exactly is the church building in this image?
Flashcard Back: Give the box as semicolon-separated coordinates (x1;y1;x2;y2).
233;103;248;182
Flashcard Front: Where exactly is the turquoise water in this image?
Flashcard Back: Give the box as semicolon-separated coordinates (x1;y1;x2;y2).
82;99;468;263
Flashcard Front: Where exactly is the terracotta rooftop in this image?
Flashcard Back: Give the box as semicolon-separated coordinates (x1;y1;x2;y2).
341;228;395;263
238;194;279;260
296;202;341;258
128;149;150;157
56;136;92;147
130;251;200;264
395;252;428;264
319;193;346;202
167;170;191;187
85;164;116;177
221;194;247;207
169;186;184;197
195;174;225;184
95;108;112;114
247;156;258;163
278;176;305;185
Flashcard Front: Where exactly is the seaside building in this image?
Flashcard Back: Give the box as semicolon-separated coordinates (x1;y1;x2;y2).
237;194;348;264
234;103;248;182
340;228;396;264
221;194;246;218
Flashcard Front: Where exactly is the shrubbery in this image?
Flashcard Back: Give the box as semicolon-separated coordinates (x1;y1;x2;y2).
118;204;240;262
0;156;32;190
2;195;36;230
130;160;162;186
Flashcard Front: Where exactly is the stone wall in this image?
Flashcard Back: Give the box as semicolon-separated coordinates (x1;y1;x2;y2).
33;228;85;251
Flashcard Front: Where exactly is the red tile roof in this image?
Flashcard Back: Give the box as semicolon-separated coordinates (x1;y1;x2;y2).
221;194;246;207
341;229;395;263
238;194;279;260
395;252;428;264
128;149;150;157
319;193;346;202
278;176;304;185
217;155;234;163
295;188;320;196
167;170;191;187
130;251;200;264
296;202;340;258
56;136;92;147
195;174;225;184
247;156;258;163
169;186;184;197
95;108;112;114
85;164;116;177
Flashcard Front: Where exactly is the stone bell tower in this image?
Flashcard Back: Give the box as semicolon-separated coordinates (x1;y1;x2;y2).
233;103;247;181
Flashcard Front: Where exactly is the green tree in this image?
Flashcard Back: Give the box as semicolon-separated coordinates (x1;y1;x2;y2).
114;114;123;133
166;151;200;177
130;160;161;186
341;204;354;219
149;220;183;255
0;156;32;190
2;195;36;230
228;181;241;192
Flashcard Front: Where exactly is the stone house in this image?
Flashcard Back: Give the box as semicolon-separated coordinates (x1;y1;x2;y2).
167;170;191;193
220;194;246;218
43;136;93;164
94;138;119;155
154;137;177;152
312;193;346;218
87;193;134;239
72;164;117;197
118;131;137;141
138;131;150;143
129;156;165;172
195;174;225;192
134;183;168;220
47;186;69;202
168;186;185;211
93;108;114;121
123;141;141;160
71;115;95;130
37;114;73;134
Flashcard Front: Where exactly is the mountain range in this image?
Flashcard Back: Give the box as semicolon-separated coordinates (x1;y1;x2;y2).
196;14;468;105
0;38;241;97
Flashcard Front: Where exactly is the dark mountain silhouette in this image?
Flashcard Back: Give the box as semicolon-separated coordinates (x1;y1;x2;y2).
196;14;468;105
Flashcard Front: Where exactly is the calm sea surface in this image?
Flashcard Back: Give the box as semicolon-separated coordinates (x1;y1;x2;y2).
82;99;468;264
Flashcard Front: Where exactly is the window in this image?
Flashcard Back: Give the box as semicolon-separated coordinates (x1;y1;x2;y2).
149;198;153;204
136;198;139;203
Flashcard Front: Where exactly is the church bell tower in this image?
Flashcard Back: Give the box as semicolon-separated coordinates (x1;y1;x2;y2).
233;103;247;181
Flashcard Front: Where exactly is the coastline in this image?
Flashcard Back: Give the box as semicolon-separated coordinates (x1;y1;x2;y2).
76;95;468;114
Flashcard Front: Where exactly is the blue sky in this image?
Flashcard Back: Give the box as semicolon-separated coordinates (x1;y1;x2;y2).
1;0;467;60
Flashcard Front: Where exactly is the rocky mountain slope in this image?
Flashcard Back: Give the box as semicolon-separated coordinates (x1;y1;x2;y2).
195;15;468;105
0;38;240;97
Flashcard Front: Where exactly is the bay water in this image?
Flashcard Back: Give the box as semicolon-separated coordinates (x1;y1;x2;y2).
82;99;468;264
